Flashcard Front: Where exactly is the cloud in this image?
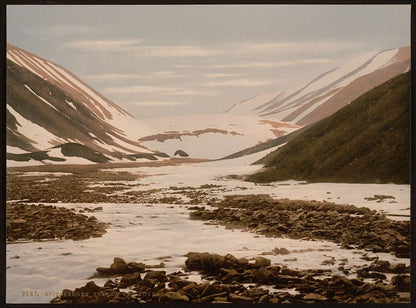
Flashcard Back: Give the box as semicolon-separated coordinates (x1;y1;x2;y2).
202;79;273;87
151;71;181;78
168;89;218;96
133;45;221;57
178;58;332;69
240;41;361;54
84;70;181;81
64;39;360;60
103;86;217;96
64;39;141;51
84;73;145;81
203;73;246;78
130;101;189;106
103;85;180;94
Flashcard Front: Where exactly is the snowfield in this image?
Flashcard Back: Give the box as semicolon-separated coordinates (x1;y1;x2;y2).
6;150;410;303
140;114;297;159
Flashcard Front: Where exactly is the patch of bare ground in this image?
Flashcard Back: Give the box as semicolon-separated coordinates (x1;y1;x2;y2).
139;129;242;142
189;195;410;258
7;203;108;242
7;157;211;173
51;253;409;304
6;170;143;203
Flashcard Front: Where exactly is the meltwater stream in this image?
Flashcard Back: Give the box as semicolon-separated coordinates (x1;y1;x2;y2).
6;202;409;303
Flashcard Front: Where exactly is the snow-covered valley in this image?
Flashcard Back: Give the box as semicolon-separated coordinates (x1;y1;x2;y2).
6;151;410;303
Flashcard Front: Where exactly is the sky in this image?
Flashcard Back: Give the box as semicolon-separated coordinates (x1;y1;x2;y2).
7;5;410;119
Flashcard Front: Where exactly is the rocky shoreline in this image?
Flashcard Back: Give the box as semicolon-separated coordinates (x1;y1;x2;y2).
189;195;410;257
51;253;409;304
6;203;108;242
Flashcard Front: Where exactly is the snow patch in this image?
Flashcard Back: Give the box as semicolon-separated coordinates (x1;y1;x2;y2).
24;85;59;112
7;105;63;150
7;145;29;154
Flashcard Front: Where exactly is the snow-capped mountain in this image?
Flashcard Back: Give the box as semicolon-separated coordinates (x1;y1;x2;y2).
139;46;410;159
6;44;410;164
6;43;164;165
225;46;410;126
139;114;300;159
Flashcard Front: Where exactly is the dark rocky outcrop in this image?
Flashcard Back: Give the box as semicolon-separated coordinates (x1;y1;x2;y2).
6;203;108;242
51;253;409;304
189;195;410;257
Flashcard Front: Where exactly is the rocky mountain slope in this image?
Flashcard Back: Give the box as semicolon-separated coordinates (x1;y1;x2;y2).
143;47;409;160
225;46;410;127
247;72;410;184
6;44;166;165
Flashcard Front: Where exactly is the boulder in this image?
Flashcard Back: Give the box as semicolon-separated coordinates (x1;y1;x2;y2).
253;268;275;283
127;262;146;273
255;256;271;268
303;293;328;301
119;272;142;288
185;252;225;274
273;247;290;255
144;271;167;282
229;294;255;303
159;291;189;302
391;275;410;292
110;257;129;274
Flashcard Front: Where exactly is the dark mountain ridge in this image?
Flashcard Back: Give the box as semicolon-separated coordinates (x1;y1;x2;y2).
248;72;410;184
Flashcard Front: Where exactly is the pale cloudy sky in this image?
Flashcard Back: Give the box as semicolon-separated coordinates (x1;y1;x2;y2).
7;5;410;119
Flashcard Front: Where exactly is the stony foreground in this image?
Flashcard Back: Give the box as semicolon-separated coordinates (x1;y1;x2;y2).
51;253;409;304
6;203;108;242
189;195;410;257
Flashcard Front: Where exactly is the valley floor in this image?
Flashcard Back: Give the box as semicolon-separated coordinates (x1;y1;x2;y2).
5;149;411;303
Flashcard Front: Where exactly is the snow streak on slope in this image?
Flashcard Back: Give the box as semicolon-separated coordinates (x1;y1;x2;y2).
7;105;66;150
7;44;154;139
225;47;410;126
7;44;157;160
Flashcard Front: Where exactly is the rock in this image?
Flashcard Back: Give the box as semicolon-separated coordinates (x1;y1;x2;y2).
303;293;328;301
224;253;239;267
258;294;270;303
127;262;146;273
119;272;142;288
219;268;240;282
273;247;290;255
93;206;103;211
82;281;101;294
110;257;129;274
198;292;228;303
60;289;76;300
103;279;117;288
185;252;225;274
280;267;299;276
200;283;224;297
388;263;406;274
96;267;115;276
370;260;390;272
144;271;167;282
255;256;271;268
160;291;189;302
253;268;274;283
237;257;249;266
229;294;255;303
391;275;410;292
174;150;189;157
395;245;410;258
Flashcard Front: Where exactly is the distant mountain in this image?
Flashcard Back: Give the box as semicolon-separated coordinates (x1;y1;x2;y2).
247;72;410;184
138;114;299;159
225;47;410;127
6;44;166;165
